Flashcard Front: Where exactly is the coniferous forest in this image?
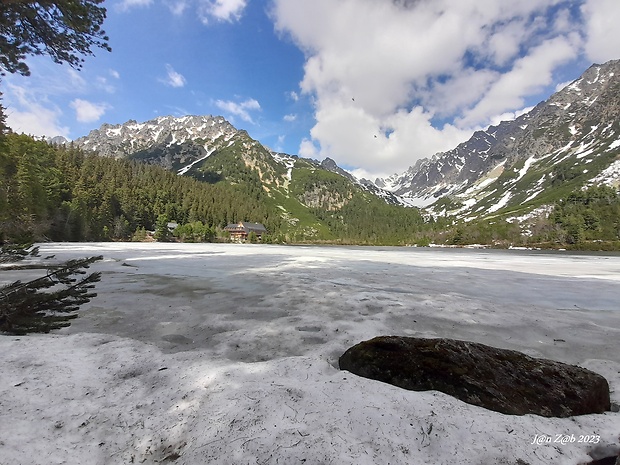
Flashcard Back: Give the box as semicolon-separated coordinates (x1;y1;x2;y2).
0;133;427;245
0;133;270;243
0;0;619;252
1;132;620;249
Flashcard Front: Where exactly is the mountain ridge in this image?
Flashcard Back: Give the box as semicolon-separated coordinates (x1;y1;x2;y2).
70;59;620;233
374;59;620;219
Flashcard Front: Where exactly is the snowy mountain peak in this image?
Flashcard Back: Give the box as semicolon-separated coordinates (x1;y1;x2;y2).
374;58;620;216
75;115;238;158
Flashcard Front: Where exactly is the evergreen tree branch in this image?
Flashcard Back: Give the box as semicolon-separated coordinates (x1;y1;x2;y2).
0;251;102;334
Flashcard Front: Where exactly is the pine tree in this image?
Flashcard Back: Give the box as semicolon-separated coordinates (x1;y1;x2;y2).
0;244;102;334
0;0;110;77
154;214;171;242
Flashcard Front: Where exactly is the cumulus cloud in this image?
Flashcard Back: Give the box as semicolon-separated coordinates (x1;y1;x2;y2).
4;84;69;138
283;114;297;122
488;106;534;127
215;98;261;124
198;0;247;23
457;35;579;127
270;0;593;176
581;0;620;63
70;99;110;123
298;138;319;159
160;64;187;88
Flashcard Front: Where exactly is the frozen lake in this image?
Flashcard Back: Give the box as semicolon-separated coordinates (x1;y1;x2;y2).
56;243;620;365
1;243;619;464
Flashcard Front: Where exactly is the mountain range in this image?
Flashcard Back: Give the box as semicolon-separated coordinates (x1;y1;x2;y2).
66;59;620;243
375;59;620;219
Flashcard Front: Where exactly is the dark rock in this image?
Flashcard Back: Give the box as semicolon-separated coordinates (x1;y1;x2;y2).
588;444;620;465
587;456;620;465
339;336;611;417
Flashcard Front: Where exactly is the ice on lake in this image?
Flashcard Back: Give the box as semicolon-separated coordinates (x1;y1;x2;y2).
1;243;619;464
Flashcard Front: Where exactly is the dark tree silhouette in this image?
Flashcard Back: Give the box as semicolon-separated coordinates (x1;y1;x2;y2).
0;244;102;334
0;0;110;77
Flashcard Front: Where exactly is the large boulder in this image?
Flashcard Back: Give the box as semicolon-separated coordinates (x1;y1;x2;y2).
339;336;611;417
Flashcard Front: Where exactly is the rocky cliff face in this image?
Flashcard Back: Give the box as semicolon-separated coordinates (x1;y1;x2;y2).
376;59;620;217
74;115;238;160
71;60;620;222
74;115;403;208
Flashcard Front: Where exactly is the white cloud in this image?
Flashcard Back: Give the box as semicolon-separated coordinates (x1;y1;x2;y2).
166;0;188;15
215;98;261;124
457;35;579;128
298;138;319;159
482;18;530;67
115;0;153;12
555;80;572;92
283;114;297;122
96;69;120;94
4;84;69;138
70;99;110;123
273;134;286;152
96;76;116;94
488;106;534;127
160;64;187;88
306;100;471;174
287;91;299;102
198;0;247;23
271;0;590;177
581;0;620;63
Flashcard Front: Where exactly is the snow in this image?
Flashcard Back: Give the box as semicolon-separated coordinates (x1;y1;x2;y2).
151;127;163;141
516;155;537;181
1;243;619;465
591;159;620;186
608;139;620;151
577;148;596;159
522;189;543;203
177;148;217;176
397;193;437;208
506;205;553;224
487;190;513;213
270;152;296;181
568;80;582;93
584;96;599;106
106;127;122;137
127;122;145;132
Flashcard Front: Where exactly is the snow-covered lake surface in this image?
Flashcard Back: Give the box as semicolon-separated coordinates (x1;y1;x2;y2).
1;243;619;464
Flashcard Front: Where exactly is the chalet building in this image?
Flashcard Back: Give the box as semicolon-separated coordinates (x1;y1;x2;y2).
224;222;267;241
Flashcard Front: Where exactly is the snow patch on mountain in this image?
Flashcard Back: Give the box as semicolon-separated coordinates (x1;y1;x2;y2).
177;147;217;175
591;159;620;187
75;115;238;159
369;59;620;219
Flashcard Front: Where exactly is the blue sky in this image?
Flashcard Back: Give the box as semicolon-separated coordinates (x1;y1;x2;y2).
3;0;620;178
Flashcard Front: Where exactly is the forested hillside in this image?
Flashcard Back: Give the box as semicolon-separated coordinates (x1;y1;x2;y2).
0;133;426;245
2;132;619;248
0;134;272;242
426;186;620;250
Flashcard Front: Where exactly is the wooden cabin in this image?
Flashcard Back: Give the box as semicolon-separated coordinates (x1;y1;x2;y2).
224;222;267;241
